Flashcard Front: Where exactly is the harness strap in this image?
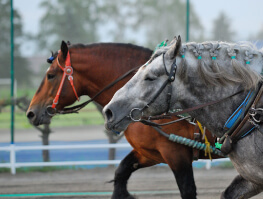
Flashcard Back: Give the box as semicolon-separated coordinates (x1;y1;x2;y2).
52;72;67;108
140;116;191;127
139;53;177;115
230;84;263;142
144;90;243;120
50;51;79;111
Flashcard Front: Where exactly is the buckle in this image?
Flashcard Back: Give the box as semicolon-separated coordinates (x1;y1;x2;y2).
46;105;56;116
249;108;263;123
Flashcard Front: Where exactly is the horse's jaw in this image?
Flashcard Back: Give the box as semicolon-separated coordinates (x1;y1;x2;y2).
104;115;132;132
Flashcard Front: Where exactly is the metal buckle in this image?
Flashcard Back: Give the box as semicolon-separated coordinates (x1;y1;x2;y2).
46;105;56;116
249;108;263;123
129;108;143;122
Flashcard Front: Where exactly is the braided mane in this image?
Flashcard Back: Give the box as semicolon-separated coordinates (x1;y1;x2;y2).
153;40;263;89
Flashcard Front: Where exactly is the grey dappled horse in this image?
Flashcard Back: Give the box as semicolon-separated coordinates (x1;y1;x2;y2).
103;37;263;198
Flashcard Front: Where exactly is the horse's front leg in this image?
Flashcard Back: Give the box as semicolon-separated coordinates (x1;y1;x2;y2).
111;150;157;199
221;174;262;199
162;147;197;199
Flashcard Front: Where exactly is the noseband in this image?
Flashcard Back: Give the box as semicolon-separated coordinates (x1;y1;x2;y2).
130;53;177;121
46;50;80;116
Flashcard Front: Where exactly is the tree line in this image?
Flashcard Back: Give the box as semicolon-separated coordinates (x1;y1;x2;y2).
2;0;255;88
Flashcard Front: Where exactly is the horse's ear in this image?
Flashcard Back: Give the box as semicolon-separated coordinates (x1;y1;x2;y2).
60;40;68;60
167;35;182;59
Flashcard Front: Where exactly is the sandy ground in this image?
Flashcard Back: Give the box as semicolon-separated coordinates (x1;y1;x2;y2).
0;166;263;199
1;126;263;198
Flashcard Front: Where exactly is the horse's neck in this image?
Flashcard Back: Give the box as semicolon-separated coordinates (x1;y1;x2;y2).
72;45;152;106
174;76;249;137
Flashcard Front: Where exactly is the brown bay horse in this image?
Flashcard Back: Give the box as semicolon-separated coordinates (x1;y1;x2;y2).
27;41;222;199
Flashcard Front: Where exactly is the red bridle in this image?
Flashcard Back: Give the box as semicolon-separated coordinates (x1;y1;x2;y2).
46;50;79;116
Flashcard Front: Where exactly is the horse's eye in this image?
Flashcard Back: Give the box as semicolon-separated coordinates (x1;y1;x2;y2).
47;74;55;80
145;76;156;81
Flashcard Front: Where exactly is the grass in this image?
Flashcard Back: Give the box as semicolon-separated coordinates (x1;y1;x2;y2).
0;101;104;130
0;86;105;130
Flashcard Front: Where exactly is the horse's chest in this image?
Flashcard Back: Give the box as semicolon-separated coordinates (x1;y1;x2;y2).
229;131;263;185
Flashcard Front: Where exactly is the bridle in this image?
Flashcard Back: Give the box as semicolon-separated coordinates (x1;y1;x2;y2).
128;52;243;126
45;50;151;116
129;53;177;121
46;50;80;116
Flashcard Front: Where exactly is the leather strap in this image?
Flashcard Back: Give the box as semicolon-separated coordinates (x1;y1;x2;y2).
230;84;263;143
146;90;243;120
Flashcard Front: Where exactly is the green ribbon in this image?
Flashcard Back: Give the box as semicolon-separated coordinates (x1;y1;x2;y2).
197;56;202;60
215;142;222;149
246;61;250;64
212;56;216;60
154;40;167;53
181;55;185;58
231;56;236;59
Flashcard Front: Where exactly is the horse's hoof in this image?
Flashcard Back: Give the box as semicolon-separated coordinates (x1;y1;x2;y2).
111;194;137;199
220;191;226;199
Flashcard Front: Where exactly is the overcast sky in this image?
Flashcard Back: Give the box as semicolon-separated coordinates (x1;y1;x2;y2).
13;0;263;56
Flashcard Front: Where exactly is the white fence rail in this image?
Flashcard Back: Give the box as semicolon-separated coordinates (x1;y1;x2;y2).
0;143;230;175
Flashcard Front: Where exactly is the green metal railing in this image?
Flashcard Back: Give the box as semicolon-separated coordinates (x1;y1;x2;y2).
10;0;15;144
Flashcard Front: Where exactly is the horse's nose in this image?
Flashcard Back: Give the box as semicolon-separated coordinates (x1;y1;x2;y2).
104;108;114;123
26;110;36;123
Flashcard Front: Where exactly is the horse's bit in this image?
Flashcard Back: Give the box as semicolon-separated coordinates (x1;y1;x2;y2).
129;53;177;122
46;50;79;116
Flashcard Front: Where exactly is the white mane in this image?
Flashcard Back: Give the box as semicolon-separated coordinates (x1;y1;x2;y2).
153;40;263;89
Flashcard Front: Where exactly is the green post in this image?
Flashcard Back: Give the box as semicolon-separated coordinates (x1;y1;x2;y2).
186;0;190;42
10;0;15;144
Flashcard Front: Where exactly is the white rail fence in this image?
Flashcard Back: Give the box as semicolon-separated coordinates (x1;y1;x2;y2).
0;144;230;175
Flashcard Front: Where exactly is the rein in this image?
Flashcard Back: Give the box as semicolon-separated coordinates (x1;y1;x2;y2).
56;60;150;115
46;50;79;116
143;90;243;121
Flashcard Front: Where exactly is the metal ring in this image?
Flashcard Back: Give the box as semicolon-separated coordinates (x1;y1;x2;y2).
129;108;143;122
53;99;58;105
46;105;56;116
250;108;263;123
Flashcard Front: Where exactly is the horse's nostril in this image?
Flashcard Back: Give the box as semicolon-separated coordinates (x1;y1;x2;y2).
105;108;113;122
27;111;36;120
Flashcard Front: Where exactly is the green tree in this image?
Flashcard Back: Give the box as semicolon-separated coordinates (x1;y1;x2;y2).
211;12;235;41
0;0;31;86
37;0;104;52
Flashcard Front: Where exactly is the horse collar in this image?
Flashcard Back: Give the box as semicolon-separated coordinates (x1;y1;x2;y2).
46;50;80;116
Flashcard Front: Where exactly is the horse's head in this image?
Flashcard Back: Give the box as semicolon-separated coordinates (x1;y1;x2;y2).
103;37;182;132
26;41;80;126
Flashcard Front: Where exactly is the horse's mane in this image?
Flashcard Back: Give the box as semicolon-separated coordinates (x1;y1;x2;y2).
69;42;153;54
153;40;263;89
47;42;153;63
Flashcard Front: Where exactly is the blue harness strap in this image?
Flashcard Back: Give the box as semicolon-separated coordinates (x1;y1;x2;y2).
224;91;253;129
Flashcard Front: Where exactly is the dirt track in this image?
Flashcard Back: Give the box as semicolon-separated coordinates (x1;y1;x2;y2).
1;166;263;199
1;126;263;198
